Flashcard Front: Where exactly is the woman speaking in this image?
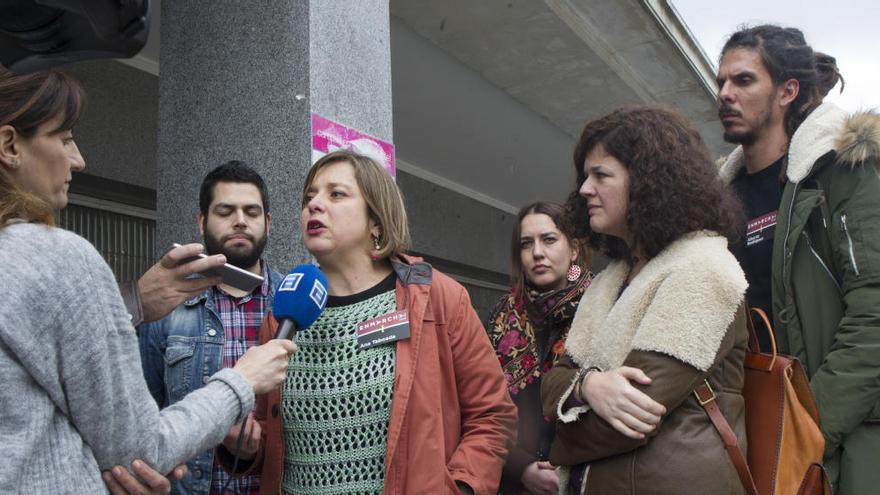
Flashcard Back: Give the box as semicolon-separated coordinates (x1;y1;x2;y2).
223;150;517;494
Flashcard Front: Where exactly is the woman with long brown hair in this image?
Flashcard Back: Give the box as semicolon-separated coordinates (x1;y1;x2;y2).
0;67;296;493
542;105;749;494
486;201;591;495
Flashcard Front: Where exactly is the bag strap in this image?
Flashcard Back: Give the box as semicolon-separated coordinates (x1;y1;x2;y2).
748;307;777;355
695;380;758;495
746;306;777;372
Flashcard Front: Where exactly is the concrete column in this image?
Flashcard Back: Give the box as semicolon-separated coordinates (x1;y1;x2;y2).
156;1;392;271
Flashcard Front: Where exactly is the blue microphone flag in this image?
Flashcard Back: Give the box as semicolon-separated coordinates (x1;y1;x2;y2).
273;264;328;339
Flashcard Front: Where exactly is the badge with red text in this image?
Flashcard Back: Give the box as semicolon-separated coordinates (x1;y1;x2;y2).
746;211;777;247
357;309;410;350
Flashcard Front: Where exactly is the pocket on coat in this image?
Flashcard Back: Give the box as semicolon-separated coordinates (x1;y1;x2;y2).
164;340;196;400
838;208;880;282
868;398;880;422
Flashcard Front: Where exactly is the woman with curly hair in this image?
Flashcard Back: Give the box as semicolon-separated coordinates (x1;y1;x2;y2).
542;105;750;494
486;201;592;495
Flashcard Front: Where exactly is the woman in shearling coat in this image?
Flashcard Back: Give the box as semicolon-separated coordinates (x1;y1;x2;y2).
542;106;750;494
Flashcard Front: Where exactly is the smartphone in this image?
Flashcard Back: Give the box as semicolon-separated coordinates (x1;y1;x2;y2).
172;243;264;292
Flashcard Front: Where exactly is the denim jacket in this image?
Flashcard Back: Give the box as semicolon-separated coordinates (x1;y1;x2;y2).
138;266;281;495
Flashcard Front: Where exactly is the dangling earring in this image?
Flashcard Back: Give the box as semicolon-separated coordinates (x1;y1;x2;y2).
370;234;381;261
566;263;582;282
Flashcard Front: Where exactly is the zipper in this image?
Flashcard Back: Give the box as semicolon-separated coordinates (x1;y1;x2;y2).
808;181;830;230
819;191;830;230
802;231;842;293
841;214;861;276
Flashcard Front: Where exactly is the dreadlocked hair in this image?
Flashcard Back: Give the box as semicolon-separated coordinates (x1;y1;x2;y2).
722;24;843;138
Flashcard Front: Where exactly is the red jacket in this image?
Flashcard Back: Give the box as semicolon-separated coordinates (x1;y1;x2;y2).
222;255;517;494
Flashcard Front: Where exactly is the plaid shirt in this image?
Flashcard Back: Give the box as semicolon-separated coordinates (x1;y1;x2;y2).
209;261;270;495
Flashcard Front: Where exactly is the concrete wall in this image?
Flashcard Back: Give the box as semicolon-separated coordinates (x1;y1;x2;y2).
155;1;314;270
396;169;512;323
390;17;577;211
397;170;513;276
66;61;158;190
62;7;604;312
64;56;515;286
309;1;393;143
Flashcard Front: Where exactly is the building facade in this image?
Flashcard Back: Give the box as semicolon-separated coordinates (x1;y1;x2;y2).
61;0;724;320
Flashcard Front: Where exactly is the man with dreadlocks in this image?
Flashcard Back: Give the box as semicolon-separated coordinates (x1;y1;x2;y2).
716;24;880;494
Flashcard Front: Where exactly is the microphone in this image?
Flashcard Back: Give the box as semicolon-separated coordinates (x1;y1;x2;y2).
273;264;329;340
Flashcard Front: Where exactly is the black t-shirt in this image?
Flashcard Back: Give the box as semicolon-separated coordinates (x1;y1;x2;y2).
730;157;785;347
325;271;397;307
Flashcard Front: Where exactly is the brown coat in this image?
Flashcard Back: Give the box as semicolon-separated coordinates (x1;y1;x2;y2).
541;232;749;494
219;255;517;494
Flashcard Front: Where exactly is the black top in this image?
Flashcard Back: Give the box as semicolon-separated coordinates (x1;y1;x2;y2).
325;271;397;307
730;157;785;348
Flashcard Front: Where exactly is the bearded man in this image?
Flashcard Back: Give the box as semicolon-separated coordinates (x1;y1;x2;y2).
138;161;280;495
717;25;880;494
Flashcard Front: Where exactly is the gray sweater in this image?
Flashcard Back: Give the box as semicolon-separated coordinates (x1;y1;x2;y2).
0;223;255;494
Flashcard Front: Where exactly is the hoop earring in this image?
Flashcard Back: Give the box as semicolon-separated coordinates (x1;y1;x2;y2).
566;263;582;282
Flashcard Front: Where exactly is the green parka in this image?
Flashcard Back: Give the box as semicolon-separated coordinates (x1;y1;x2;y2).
720;103;880;494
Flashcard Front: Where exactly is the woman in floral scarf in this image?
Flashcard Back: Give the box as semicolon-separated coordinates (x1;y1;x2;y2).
486;201;592;495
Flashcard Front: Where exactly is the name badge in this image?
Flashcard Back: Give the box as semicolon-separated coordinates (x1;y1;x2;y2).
356;309;411;350
746;211;778;247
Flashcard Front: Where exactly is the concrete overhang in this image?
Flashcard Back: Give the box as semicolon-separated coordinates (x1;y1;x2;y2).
390;0;730;211
120;0;727;214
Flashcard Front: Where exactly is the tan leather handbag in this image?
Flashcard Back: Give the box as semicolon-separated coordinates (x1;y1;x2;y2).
696;308;832;495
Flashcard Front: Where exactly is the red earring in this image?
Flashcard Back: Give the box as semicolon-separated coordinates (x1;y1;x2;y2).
566;264;582;282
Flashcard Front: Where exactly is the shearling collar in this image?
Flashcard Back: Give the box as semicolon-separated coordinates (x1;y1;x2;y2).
564;231;747;374
718;103;880;184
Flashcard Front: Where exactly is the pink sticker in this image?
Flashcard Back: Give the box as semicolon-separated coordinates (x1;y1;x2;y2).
311;113;395;177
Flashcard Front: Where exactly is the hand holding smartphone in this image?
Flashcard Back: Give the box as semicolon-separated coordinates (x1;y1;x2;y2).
172;243;264;292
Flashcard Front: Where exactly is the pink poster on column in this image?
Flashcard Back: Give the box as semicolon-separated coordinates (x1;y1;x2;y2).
311;113;396;177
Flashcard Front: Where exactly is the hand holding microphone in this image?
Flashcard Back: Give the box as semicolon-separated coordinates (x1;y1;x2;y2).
233;339;298;394
220;265;329;474
230;265;327;394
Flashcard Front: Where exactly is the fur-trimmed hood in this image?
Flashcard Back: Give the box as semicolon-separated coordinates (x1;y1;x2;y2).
719;103;880;184
564;231;747;374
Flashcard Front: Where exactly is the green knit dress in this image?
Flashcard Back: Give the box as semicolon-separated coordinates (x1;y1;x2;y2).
280;273;397;495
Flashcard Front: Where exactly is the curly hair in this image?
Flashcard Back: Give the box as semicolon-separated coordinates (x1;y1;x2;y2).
566;105;743;260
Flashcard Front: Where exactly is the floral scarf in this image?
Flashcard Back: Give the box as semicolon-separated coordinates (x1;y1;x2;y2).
487;273;591;395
